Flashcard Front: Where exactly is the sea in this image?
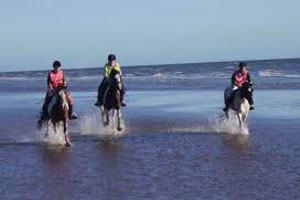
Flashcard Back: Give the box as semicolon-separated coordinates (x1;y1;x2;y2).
0;58;299;199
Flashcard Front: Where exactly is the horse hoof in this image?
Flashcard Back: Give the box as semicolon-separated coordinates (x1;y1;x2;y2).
104;121;109;126
65;142;71;147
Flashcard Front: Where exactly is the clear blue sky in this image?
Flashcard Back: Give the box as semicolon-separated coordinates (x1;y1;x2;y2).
1;0;300;72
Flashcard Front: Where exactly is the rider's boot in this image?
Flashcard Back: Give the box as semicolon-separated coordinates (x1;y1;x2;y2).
223;93;235;112
223;100;231;112
223;106;229;112
95;78;108;107
69;104;78;120
248;95;255;111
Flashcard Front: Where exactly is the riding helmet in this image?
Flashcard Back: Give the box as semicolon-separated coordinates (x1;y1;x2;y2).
108;54;116;61
53;60;61;68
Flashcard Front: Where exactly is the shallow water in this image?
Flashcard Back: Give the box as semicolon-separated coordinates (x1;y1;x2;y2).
1;60;300;199
0;89;299;199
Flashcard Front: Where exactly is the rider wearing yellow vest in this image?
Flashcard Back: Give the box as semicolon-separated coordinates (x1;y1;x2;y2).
105;63;121;77
95;54;126;107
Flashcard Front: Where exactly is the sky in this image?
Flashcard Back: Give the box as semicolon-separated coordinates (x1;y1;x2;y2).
1;0;300;72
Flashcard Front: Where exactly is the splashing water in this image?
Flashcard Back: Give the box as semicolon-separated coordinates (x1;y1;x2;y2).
170;113;249;135
78;113;127;137
42;125;66;145
18;123;67;145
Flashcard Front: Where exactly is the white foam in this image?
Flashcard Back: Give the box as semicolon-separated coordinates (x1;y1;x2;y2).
259;70;300;78
170;113;249;135
43;125;66;145
78;112;126;137
19;123;67;145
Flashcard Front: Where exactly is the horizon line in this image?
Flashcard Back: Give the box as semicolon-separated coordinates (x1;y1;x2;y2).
1;56;299;74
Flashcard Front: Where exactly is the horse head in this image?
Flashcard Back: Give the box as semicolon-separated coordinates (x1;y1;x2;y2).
109;69;122;92
49;89;69;119
57;89;69;111
240;82;253;100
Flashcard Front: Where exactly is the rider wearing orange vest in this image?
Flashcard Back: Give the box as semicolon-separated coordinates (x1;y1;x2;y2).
41;61;77;120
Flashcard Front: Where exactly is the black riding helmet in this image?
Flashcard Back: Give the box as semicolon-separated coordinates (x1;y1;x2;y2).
108;54;116;61
53;60;61;68
239;62;247;68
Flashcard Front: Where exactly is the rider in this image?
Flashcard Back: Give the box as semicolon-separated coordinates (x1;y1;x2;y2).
40;60;78;120
223;62;254;112
95;54;126;107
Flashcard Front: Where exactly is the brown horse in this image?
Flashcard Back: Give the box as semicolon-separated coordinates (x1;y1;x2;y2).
100;69;123;131
37;89;71;146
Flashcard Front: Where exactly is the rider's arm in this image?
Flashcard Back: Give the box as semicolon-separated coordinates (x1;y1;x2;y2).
47;73;53;90
231;72;237;86
63;71;67;87
104;65;109;78
115;74;122;91
247;73;253;85
116;64;122;76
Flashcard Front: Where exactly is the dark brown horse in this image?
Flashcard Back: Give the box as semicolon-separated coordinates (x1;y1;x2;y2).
37;89;71;146
100;69;123;131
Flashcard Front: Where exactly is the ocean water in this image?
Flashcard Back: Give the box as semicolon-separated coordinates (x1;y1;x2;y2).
0;59;300;199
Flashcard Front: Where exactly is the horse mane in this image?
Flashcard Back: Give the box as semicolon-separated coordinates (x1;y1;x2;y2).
49;89;69;122
239;82;251;99
109;69;120;79
109;69;121;91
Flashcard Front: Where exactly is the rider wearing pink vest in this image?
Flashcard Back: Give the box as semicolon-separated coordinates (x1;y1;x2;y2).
231;64;252;88
41;61;77;120
223;62;254;112
48;70;65;89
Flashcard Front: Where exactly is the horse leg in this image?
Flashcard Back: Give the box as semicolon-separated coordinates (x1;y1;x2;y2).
100;105;105;119
225;111;229;119
237;112;243;128
242;111;249;129
100;105;109;126
102;109;109;126
52;121;57;134
105;110;110;125
63;120;71;146
45;121;49;138
116;109;122;131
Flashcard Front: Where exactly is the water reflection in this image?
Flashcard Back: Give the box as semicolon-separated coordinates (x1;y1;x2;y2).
221;133;251;152
96;138;125;199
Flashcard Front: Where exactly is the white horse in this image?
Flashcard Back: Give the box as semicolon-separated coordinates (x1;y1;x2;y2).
224;83;252;128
